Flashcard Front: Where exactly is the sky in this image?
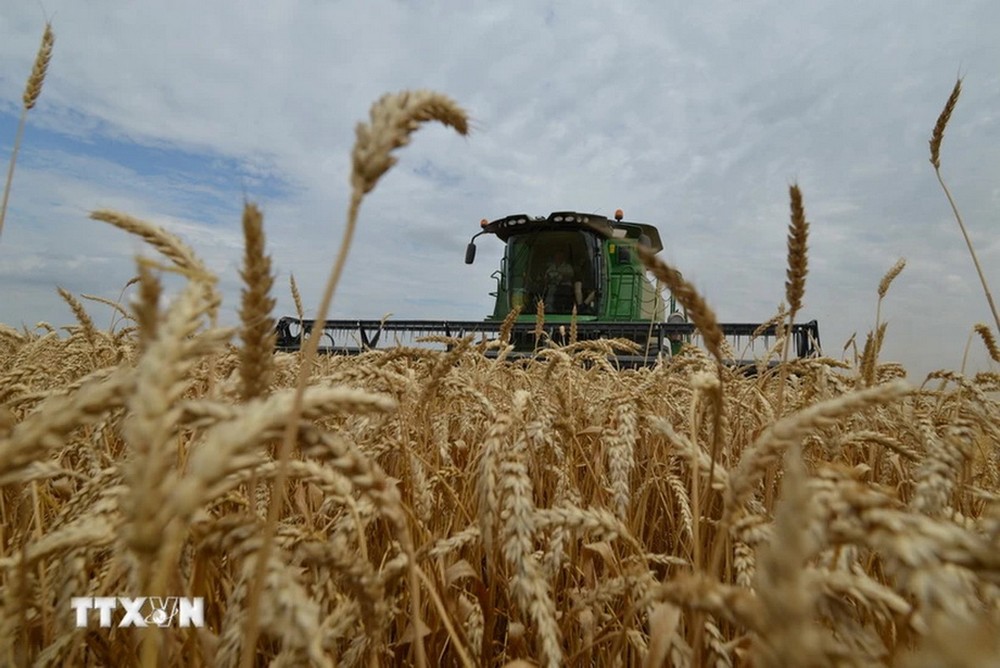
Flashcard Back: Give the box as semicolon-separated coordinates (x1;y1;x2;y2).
1;1;998;379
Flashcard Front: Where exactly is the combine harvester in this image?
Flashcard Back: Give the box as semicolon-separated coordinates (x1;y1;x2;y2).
274;210;821;367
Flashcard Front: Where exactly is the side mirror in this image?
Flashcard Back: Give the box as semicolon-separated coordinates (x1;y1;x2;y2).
465;242;477;264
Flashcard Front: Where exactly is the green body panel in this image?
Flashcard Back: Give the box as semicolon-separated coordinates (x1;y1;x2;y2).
482;213;672;324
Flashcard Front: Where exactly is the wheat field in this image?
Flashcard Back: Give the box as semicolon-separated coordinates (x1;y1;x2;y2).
3;25;1000;668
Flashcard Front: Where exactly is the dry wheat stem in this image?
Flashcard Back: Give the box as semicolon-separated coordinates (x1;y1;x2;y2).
775;184;810;412
929;79;1000;336
79;294;130;326
0;104;30;241
933;167;1000;335
873;259;906;379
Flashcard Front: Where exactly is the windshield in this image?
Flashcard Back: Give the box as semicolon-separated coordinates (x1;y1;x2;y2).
506;230;599;313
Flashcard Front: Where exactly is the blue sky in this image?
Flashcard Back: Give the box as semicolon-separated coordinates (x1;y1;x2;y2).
1;1;999;378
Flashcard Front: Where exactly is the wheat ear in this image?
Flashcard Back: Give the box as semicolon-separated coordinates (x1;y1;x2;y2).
246;90;469;668
498;304;522;346
875;258;906;334
90;210;209;277
238;202;276;401
726;380;911;517
859;322;888;387
638;247;723;363
122;275;217;666
534;297;545;348
499;392;562;667
0;23;54;241
784;184;809;321
973;324;1000;363
56;288;98;352
132;259;162;353
929;79;961;170
929;78;1000;336
289;273;304;322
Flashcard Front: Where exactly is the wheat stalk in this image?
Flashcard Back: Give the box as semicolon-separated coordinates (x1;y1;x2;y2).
928;78;1000;337
637;245;726;531
248;90;468;668
754;437;825;666
605;400;637;522
499;392;562;668
874;258;906;353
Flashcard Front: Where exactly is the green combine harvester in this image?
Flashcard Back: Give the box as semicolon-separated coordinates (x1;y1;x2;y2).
274;210;821;366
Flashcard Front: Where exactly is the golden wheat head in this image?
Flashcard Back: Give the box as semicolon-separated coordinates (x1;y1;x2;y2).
638;246;724;363
929;78;962;169
878;258;907;299
23;23;54;111
351;90;469;197
785;184;809;316
238;202;276;401
974;323;1000;363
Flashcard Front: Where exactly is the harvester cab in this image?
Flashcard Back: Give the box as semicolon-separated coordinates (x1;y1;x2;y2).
465;210;678;326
